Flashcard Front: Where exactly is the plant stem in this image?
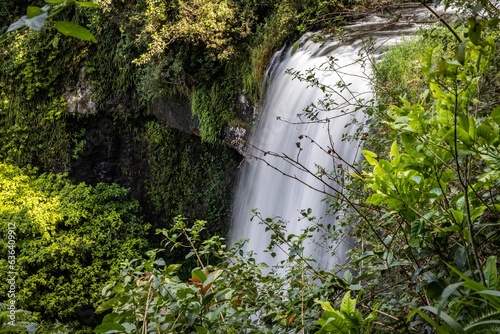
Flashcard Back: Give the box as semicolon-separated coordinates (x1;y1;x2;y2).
420;1;462;43
452;81;486;286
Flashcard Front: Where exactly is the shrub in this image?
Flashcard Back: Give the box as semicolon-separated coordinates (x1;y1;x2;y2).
0;163;149;332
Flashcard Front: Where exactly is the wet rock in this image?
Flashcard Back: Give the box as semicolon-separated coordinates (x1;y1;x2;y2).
150;98;199;134
64;67;97;115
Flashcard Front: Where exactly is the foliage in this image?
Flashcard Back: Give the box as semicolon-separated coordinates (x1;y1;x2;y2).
93;2;500;333
408;258;500;334
0;163;149;333
0;27;79;168
349;8;500;333
191;84;235;143
2;0;98;44
95;217;352;333
133;0;249;65
141;121;236;236
316;291;377;334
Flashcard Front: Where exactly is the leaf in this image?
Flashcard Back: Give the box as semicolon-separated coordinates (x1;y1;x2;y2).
362;150;378;166
468;18;482;45
27;6;43;18
45;0;67;3
165;263;181;274
191;269;207;283
465;320;500;332
477;290;500;298
316;299;335;313
195;326;208;334
456;41;466;65
93;322;126;333
407;308;441;332
390;141;399;160
468;115;476;140
318;312;349;334
491;106;500;124
75;1;101;8
449;209;464;224
436;282;464;318
54;21;97;43
426;280;445;300
420;306;465;334
340;291;356;315
446;264;500;309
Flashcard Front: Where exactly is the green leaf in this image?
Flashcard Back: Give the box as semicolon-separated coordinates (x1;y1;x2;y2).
468;115;476;140
54;21;97;42
477;290;500;298
318;312;349;334
390;141;399;160
165;263;181;274
465;320;500;332
340;291;356;315
449;209;464;224
75;1;101;8
45;0;67;3
420;306;465;334
195;326;208;334
456;127;473;147
362;150;378;166
27;6;43;18
93;322;126;333
426;280;445;300
456;41;466;65
436;282;464;318
316;299;335;313
468;18;482;45
491;106;500;124
446;264;500;309
192;269;207;283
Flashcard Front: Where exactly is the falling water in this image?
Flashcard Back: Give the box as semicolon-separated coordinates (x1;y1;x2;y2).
230;9;436;270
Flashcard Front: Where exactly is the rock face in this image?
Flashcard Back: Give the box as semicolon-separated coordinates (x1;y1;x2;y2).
68;116;147;200
150;98;199;134
150;93;254;155
64;67;97;115
224;93;256;155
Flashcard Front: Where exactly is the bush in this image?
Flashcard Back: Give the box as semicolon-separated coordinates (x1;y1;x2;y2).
0;163;149;332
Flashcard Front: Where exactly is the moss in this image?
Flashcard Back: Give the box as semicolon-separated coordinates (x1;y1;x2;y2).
0;30;85;169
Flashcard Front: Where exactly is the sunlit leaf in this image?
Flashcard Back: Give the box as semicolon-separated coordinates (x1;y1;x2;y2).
75;1;101;8
27;6;43;18
54;21;97;42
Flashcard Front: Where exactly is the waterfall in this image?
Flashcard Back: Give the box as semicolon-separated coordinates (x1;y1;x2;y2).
230;10;432;270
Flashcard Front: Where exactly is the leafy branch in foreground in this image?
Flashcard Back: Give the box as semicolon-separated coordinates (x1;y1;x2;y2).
1;0;99;44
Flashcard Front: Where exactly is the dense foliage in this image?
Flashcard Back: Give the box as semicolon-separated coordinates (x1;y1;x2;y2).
0;0;499;333
0;163;149;332
91;2;500;334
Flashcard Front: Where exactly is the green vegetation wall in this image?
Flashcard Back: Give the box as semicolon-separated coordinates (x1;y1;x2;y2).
0;163;149;331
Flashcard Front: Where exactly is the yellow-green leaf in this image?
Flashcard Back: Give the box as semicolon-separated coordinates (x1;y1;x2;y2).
75;1;101;8
27;6;43;18
54;21;97;43
362;150;379;166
